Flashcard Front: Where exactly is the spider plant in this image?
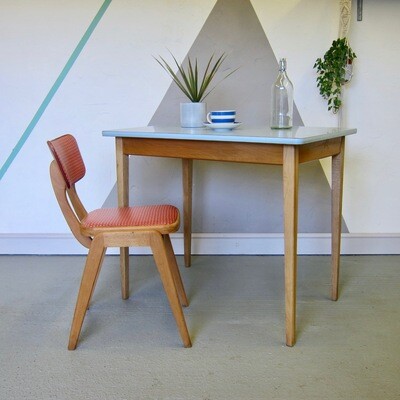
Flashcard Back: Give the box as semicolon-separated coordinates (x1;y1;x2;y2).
154;52;237;102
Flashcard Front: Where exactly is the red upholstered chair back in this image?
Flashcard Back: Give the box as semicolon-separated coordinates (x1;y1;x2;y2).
47;134;91;248
47;134;86;188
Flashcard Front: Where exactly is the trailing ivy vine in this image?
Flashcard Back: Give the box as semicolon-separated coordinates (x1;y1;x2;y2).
314;38;356;113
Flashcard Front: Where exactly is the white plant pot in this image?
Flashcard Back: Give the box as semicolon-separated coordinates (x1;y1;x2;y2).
180;102;206;128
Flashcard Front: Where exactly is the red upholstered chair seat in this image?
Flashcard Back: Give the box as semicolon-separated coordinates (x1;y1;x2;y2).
81;205;179;233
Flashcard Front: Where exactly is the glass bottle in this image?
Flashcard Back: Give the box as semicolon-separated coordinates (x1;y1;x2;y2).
271;58;293;129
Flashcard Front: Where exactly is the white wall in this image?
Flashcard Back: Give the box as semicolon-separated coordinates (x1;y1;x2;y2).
253;0;400;234
1;0;399;254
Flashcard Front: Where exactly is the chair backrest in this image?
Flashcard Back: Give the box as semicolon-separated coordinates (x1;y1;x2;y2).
47;134;86;188
48;134;91;248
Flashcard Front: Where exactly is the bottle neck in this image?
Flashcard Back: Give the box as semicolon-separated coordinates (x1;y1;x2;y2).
279;58;287;73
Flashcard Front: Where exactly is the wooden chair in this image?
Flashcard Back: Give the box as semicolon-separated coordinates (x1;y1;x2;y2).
47;134;191;349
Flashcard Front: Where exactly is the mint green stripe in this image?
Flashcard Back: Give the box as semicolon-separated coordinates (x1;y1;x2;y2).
0;0;112;180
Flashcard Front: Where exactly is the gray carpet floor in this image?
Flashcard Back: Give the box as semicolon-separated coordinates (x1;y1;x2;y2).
0;254;399;399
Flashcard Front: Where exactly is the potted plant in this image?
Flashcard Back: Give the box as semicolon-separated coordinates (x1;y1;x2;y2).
314;38;356;113
155;52;237;127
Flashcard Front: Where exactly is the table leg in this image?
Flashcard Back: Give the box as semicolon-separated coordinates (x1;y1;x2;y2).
116;138;129;299
331;138;345;301
182;159;193;267
283;145;299;347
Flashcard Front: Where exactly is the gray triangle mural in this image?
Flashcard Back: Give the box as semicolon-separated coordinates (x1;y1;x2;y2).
104;0;348;234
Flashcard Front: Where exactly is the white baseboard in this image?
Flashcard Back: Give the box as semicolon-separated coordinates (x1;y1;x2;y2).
0;233;399;255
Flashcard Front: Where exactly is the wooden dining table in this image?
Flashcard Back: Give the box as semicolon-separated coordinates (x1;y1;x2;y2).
102;125;356;346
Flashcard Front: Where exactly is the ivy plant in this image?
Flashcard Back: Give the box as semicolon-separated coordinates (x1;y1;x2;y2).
314;38;356;113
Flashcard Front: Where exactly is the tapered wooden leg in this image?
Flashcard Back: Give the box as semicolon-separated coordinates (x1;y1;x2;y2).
283;145;299;347
163;234;189;307
151;233;192;348
119;248;129;300
116;138;130;299
182;159;193;267
68;236;106;350
331;138;345;301
87;245;106;309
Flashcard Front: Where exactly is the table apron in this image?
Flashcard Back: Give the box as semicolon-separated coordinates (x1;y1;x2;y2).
121;137;342;165
299;138;342;163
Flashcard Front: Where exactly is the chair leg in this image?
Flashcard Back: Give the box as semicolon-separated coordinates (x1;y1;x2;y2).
120;247;130;300
151;233;192;348
68;236;106;350
87;247;106;310
163;234;189;307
